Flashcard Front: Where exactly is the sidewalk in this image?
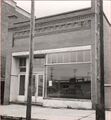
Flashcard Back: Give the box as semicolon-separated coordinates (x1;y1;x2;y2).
0;104;111;120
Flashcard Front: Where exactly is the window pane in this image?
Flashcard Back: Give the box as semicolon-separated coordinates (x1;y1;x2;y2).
57;53;63;63
20;67;26;72
38;75;43;96
47;54;52;64
77;51;83;62
47;64;91;99
84;50;91;62
63;52;70;63
19;75;25;95
19;58;26;66
70;52;76;62
52;54;57;63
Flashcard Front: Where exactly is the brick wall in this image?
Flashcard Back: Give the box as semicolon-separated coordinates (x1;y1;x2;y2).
103;15;111;109
13;29;91;52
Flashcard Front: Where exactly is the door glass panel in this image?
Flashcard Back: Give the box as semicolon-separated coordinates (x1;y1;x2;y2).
38;75;43;96
32;75;36;96
19;75;25;95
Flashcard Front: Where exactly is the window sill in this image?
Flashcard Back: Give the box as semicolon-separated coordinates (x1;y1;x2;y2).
43;97;91;102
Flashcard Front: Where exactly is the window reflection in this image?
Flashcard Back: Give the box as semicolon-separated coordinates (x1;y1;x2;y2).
47;64;91;99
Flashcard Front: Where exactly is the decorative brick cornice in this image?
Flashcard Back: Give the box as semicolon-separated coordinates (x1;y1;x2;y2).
14;19;91;39
37;19;91;34
13;13;94;39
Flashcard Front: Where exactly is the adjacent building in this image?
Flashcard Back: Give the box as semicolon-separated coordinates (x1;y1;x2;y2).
3;1;111;109
1;0;30;104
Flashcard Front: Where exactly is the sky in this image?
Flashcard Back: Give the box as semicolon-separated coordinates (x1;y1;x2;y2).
15;0;111;23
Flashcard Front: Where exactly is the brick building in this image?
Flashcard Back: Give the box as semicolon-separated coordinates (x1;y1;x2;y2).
3;2;111;109
1;0;30;104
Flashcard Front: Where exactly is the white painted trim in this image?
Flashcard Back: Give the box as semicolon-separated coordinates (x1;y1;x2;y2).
16;7;30;18
46;62;91;66
12;45;91;57
4;0;16;7
104;84;111;87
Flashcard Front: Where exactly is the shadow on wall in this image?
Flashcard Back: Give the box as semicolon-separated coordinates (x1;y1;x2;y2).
0;115;46;120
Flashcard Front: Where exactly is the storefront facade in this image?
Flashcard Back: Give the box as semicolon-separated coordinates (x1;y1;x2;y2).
4;8;111;109
10;46;92;108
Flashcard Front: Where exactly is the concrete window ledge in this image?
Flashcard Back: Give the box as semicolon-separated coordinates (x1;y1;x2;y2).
43;99;92;109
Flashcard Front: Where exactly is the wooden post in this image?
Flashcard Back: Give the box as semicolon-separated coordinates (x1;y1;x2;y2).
94;0;105;120
0;0;1;105
26;0;35;120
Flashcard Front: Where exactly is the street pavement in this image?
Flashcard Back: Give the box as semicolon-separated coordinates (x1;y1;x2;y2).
0;104;111;120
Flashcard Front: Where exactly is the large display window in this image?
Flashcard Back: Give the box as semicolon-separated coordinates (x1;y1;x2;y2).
46;50;91;99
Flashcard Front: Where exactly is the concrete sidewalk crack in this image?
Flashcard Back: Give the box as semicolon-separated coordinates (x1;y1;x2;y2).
77;113;95;120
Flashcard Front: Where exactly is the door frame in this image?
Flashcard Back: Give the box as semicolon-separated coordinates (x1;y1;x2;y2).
32;72;44;103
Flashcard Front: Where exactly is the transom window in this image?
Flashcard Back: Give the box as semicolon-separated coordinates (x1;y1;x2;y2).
19;58;26;72
46;50;91;65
